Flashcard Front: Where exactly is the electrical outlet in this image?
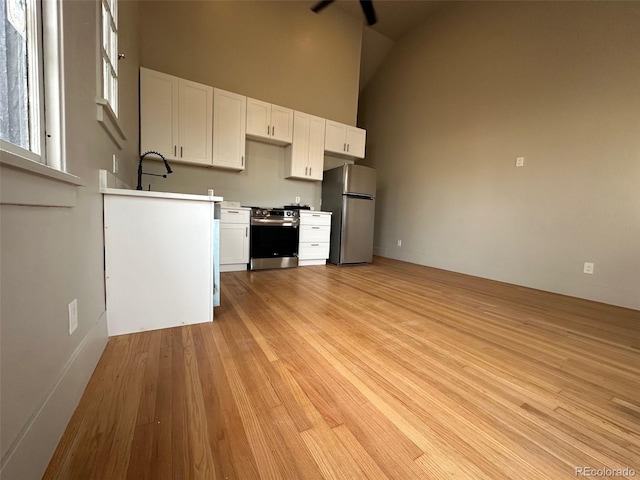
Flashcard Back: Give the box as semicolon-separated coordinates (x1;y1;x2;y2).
295;196;301;204
583;262;594;275
68;299;78;335
112;154;118;174
516;156;525;167
397;240;402;247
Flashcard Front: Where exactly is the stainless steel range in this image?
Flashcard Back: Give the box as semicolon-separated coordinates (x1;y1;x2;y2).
249;208;300;270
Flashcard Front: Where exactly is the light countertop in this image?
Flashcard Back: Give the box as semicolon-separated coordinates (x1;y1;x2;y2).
101;187;223;203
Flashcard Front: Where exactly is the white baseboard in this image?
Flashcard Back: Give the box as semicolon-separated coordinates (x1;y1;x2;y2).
0;312;108;480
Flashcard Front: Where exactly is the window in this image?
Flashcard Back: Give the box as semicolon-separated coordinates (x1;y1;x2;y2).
101;0;117;116
1;0;44;160
0;0;64;170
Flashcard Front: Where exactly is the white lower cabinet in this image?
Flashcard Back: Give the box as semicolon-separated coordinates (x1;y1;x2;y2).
298;211;331;266
220;207;250;271
103;191;217;336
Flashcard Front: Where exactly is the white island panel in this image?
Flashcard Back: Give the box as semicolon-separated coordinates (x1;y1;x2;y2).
104;194;216;336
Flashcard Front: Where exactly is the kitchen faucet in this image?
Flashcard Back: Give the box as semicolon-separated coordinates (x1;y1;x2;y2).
137;150;173;190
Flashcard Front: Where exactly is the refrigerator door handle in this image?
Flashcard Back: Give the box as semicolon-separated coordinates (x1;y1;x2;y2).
344;193;375;200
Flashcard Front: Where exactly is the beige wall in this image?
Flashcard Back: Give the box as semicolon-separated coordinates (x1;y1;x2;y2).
138;0;362;208
359;2;640;310
0;1;141;477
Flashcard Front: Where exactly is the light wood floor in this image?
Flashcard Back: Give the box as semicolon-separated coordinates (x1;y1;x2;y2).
45;257;640;479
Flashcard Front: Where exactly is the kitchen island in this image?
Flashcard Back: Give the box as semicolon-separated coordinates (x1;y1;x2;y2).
101;174;223;336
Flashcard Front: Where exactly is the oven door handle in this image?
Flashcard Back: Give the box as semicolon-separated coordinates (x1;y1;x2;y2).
251;218;299;227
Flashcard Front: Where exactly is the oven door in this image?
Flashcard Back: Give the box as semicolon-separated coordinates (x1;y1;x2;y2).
250;223;299;269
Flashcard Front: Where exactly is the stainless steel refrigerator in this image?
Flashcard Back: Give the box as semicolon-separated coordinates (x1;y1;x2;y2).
322;164;376;265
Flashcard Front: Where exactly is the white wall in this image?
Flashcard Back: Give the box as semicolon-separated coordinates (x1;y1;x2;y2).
138;0;363;209
0;1;141;478
359;2;640;310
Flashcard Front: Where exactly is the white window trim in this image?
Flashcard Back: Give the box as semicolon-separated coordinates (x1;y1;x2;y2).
42;0;66;171
96;0;125;148
96;97;126;149
0;150;85;187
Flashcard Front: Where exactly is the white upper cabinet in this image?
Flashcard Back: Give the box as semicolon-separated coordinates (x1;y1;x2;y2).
285;111;325;181
178;79;213;164
213;88;247;171
140;67;213;166
140;68;177;160
246;98;293;145
324;120;366;159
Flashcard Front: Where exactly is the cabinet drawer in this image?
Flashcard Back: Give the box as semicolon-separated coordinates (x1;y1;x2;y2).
221;208;250;224
299;243;330;260
300;225;330;243
300;212;331;226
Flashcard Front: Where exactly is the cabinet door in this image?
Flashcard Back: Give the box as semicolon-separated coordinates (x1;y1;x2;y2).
324;120;347;155
246;98;271;140
220;223;249;265
140;68;178;160
213;89;246;170
285;111;310;179
307;115;326;180
346;126;366;159
270;105;294;144
178;79;213;165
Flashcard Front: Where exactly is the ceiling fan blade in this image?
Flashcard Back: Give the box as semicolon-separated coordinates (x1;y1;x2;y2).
359;0;377;25
311;0;335;14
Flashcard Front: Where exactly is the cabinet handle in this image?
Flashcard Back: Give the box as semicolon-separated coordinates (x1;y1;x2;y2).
347;144;350;152
312;226;320;229
344;142;346;152
312;214;320;217
272;126;275;136
246;226;248;237
241;155;244;166
180;146;183;157
311;244;320;247
267;125;270;135
174;145;177;156
309;167;312;176
305;167;308;175
227;210;240;214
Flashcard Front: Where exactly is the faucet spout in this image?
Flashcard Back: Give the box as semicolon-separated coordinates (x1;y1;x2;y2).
137;150;173;190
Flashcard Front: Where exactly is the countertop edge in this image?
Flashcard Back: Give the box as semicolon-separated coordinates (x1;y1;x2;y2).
101;187;223;202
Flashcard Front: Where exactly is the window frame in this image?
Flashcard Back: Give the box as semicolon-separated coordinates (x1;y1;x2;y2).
100;0;118;117
0;0;66;172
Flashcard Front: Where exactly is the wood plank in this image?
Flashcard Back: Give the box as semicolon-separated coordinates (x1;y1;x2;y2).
44;258;640;479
